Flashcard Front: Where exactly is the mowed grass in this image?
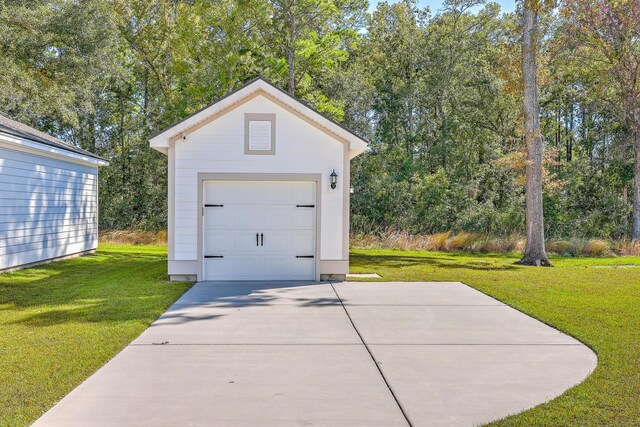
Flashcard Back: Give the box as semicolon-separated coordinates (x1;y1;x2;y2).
350;249;640;426
2;245;639;426
0;244;192;426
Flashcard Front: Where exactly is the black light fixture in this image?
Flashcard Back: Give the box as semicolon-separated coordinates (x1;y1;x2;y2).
330;169;338;189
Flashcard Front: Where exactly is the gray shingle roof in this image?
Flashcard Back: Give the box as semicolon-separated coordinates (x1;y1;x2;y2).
0;112;105;161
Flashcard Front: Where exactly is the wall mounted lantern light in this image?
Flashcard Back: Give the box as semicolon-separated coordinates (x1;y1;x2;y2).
330;169;338;189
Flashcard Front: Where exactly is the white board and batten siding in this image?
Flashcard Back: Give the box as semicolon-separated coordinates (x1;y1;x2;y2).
0;127;107;271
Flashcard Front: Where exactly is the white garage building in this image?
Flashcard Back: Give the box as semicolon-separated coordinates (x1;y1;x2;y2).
150;78;367;282
0;113;108;272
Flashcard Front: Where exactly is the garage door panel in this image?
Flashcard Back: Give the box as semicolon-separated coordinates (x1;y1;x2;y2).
292;209;315;228
204;230;234;253
204;256;266;281
233;182;268;204
233;208;265;229
258;231;314;255
291;231;316;254
205;230;262;254
204;182;235;205
290;183;316;204
203;180;316;281
263;208;314;230
206;206;265;230
263;256;314;280
264;182;315;204
204;207;234;228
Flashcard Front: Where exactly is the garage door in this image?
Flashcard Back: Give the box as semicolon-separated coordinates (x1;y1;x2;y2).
203;181;316;281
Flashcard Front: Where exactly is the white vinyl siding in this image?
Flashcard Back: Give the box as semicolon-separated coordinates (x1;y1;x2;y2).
172;95;345;263
0;145;98;270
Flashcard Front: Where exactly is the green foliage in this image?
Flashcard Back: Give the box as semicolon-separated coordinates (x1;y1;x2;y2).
0;0;637;238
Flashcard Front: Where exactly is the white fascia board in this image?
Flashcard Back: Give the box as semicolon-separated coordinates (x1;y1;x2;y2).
255;81;369;154
148;83;257;149
0;133;108;167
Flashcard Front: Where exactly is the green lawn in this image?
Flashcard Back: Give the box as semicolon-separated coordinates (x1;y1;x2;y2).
0;244;192;426
1;246;639;425
351;249;640;426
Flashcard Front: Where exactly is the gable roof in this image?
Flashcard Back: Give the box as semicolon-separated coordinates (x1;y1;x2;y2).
149;78;368;158
0;112;107;165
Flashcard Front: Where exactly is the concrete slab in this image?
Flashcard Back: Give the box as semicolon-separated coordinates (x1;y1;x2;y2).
173;280;338;307
368;344;597;427
34;344;407;427
35;280;597;427
333;281;505;306
131;304;360;345
347;273;382;279
343;305;579;344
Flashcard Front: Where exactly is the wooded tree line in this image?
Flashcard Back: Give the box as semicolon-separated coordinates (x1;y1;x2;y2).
1;0;639;241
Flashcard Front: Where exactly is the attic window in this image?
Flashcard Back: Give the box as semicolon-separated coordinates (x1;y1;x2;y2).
245;113;276;155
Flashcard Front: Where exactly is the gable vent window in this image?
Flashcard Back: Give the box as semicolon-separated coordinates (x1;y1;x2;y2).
245;113;276;155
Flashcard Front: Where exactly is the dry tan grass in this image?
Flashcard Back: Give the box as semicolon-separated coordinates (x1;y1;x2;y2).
100;228;639;256
612;239;640;256
447;232;477;251
580;239;612;257
350;230;523;253
351;231;640;257
546;240;577;256
431;232;450;251
99;230;167;245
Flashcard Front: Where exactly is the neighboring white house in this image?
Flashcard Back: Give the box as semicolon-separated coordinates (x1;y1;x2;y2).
0;113;108;272
150;78;368;282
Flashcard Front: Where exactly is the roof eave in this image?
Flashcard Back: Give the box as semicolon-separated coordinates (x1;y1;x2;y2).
148;78;369;156
0;132;109;167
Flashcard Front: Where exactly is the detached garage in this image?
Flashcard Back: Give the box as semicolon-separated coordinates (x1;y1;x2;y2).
0;113;108;272
149;78;368;282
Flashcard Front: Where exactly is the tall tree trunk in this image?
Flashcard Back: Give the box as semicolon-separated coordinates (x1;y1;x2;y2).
516;0;551;267
288;15;296;94
119;91;127;187
633;126;640;239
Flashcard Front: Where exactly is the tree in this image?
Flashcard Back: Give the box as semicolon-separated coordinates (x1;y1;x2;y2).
516;0;552;266
263;0;365;118
559;0;640;240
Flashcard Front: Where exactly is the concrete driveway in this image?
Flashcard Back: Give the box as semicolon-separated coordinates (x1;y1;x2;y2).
34;281;596;426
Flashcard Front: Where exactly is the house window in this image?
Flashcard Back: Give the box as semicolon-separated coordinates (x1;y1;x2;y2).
245;113;276;155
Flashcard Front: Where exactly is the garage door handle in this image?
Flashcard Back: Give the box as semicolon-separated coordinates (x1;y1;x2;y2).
296;204;315;208
260;233;264;246
296;255;314;258
205;204;224;207
256;233;259;246
205;255;224;258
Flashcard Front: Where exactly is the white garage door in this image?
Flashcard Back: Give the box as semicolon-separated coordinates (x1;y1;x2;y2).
203;181;316;281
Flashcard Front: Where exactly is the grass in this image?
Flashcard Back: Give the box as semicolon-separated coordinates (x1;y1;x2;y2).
0;244;192;426
350;249;640;426
2;244;638;425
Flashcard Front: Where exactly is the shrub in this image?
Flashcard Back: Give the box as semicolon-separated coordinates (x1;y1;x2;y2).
430;232;450;251
99;230;168;245
580;240;612;257
447;232;479;251
612;239;640;256
547;240;577;256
